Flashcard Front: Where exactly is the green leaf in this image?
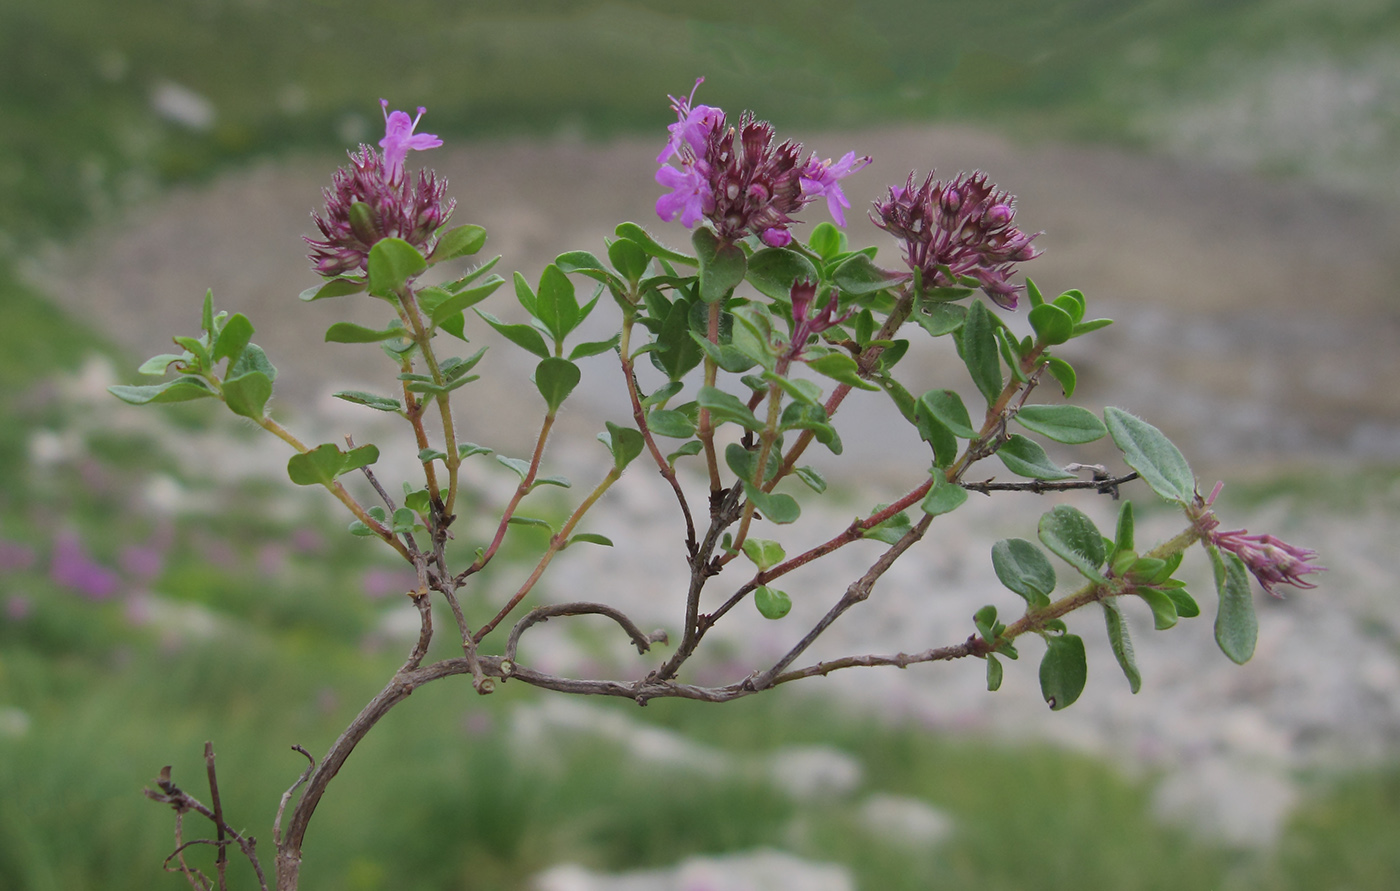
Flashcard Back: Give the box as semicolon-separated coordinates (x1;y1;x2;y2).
1038;505;1107;582
832;252;901;296
535;357;581;413
1136;587;1180;630
667;440;704;464
476;310;551;359
367;237;427;297
742;482;801;524
1163;585;1200;618
173;336;211;372
1114;501;1135;554
973;605;998;643
228;343;276;382
1025;278;1045;308
693;227;747;303
567;533;615;548
986;654;1004;691
1015;405;1107;444
333;390;402;413
459;442;493;459
615;222;696;266
991;538;1056;606
754;585;792;619
864;508;913;545
201;289;215;335
606;239;651;282
1211;546;1257;664
212;313;254;364
795;466;827;493
1072;318;1114;338
569;335;621;360
108;377;217;405
536;264;580;342
911;302;966;338
920;473;969;516
325;321;408;344
508;516;555;533
495;455;531;480
419;448;447;463
807;222;844;260
1039;634;1087;710
1101;600;1142;694
646;408;696;439
997;434;1075;480
696;385;762;431
424;276;506;324
602;422;645;472
1103;408;1196;505
299;276;367;302
742;538;786;571
222;371;272;420
804;351;879;390
917;390;976;438
1028;303;1074;346
137;353;189;376
960;300;1003;405
390;508;417;534
430;224;487;263
1053;290;1086;322
747;247;819;301
1045;356;1077;398
287;443;349;487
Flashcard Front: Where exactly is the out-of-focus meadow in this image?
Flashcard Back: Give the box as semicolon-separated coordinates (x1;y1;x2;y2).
3;2;1400;889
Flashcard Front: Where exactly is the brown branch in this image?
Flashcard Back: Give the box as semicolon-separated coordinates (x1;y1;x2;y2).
960;470;1140;497
505;601;668;664
144;761;269;891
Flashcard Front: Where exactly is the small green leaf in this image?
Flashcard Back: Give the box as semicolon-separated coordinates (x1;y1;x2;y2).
795;466;827;493
459;442;493;459
569;335;621;360
747;247;819;301
920;474;969;517
804;351;879;390
108;377;217;405
960;300;1003;405
742;538;786;571
1163;585;1200;618
603;422;645;472
917;390;976;438
137;353;189;376
222;371;272;419
1038;505;1107;582
287;444;350;487
535;357;581;413
496;455;531;480
991;538;1056;606
565;533;613;548
333;390;402;413
391;508;417;534
1101;600;1143;693
325;321;408;344
1039;634;1087;710
1045;356;1077;398
694;227;747;303
606;239;651;282
367;237;427;297
1211;546;1257;664
754;585;792;619
615;222;696;266
508;516;555;533
832;252;901;296
1136;586;1180;630
646;408;696;438
667;440;704;464
997;434;1075;480
424;276;506;324
299;277;367;302
430;224;487;263
212;313;254;363
476;310;551;359
1028;303;1074;346
536;263;580;342
1015;405;1107;444
864;508;913;545
807;222;844;259
986;653;1004;692
1025;278;1045;308
1114;501;1135;554
911;301;966;338
742;482;801;524
973;605;998;643
419;448;447;463
1103;408;1196;505
696;385;763;431
173;335;211;372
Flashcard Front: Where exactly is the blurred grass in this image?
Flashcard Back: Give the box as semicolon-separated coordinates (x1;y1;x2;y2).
3;1;1400;888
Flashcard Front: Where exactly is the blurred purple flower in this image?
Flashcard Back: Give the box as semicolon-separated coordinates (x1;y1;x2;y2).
655;79;869;247
306;102;454;278
0;539;36;573
4;594;31;622
362;566;412;599
291;528;325;555
1197;483;1325;597
50;531;121;600
871;170;1041;309
119;544;165;582
378;99;443;183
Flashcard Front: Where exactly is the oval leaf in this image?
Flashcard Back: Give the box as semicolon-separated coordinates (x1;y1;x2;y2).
1039;634;1087;711
535;357;581;413
367;237;427;297
754;585;792;619
991;538;1057;606
1211;546;1258;664
997;434;1075;480
1015;404;1107;444
1038;505;1107;582
1103;408;1195;505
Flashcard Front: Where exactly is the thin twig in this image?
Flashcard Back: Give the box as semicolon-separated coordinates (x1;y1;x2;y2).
505;601;668;664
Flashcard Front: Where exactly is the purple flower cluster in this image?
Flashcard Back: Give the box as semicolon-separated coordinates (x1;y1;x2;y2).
783;279;847;363
655;79;870;248
306;101;454;278
871;170;1041;310
1196;484;1325;598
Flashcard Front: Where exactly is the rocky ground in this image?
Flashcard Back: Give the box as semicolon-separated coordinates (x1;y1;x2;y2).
28;124;1400;856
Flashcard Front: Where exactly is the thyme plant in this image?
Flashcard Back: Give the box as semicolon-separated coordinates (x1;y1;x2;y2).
112;83;1322;890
